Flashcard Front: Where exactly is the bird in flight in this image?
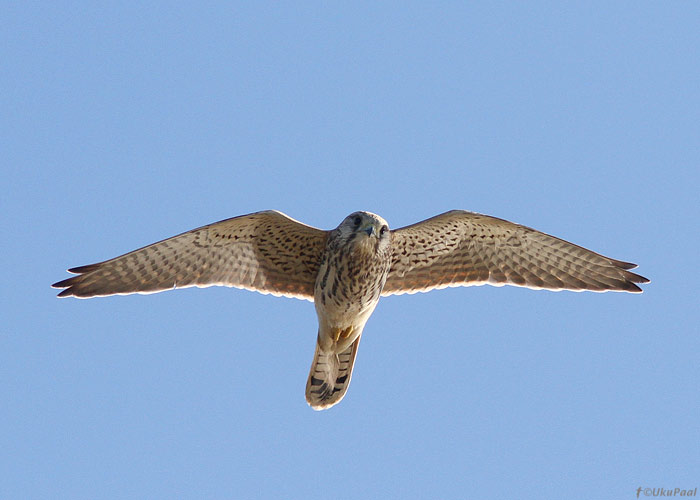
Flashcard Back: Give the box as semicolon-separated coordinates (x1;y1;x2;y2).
53;210;649;410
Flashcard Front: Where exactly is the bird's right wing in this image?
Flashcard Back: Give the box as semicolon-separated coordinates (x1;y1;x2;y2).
383;210;649;296
53;210;328;301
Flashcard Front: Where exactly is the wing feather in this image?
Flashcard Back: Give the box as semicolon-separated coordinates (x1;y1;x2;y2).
382;210;649;296
53;210;328;300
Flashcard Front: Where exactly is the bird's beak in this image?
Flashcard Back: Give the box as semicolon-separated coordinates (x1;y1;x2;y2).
361;222;376;237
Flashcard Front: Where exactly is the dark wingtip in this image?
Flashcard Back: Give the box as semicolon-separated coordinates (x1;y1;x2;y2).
626;270;650;285
52;276;76;297
52;277;73;289
67;264;99;274
609;257;640;271
621;269;649;293
56;288;75;298
53;264;98;297
52;268;88;296
612;257;649;291
626;270;650;293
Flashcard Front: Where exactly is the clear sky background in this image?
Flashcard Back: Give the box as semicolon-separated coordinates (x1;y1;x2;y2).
2;2;698;499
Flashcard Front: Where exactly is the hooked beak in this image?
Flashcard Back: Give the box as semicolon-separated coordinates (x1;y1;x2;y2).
360;222;376;237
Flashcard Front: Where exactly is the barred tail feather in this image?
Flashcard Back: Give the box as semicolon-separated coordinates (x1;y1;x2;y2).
305;335;361;410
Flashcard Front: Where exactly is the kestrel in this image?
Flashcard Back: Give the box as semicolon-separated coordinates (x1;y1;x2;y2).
53;210;649;410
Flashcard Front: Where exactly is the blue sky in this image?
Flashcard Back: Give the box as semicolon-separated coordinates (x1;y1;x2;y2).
2;2;698;499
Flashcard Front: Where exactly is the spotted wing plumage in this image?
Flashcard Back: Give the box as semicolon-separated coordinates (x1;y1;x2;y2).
382;210;649;296
53;210;328;300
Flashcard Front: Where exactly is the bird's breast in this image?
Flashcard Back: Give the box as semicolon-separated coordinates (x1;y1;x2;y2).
313;245;390;326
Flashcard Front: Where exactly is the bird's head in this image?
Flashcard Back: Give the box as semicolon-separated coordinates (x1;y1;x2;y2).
335;211;391;255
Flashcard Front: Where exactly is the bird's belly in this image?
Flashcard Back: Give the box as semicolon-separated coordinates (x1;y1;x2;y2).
316;284;380;329
315;299;378;353
313;260;386;352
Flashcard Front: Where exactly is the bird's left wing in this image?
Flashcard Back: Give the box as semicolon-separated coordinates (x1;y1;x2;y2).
53;210;328;301
382;210;649;296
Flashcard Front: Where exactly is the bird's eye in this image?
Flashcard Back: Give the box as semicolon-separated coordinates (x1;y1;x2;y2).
353;216;362;227
380;225;388;236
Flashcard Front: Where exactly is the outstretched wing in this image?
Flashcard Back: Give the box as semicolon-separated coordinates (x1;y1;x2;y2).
53;210;328;301
382;210;649;296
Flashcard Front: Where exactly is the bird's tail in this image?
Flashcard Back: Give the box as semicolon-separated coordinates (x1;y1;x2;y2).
305;335;361;410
